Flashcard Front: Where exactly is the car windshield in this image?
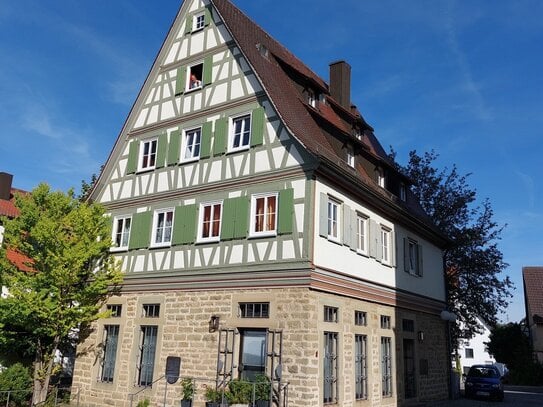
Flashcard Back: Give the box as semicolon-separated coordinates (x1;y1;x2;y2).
468;367;499;378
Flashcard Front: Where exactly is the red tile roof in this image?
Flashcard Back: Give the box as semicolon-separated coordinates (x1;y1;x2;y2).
523;267;543;324
6;248;34;273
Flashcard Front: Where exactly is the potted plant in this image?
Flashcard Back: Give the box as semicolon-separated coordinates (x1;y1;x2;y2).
180;377;195;407
254;375;271;407
204;385;223;407
225;379;252;407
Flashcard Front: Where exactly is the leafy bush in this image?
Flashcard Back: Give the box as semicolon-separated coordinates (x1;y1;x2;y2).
181;377;195;400
0;363;32;407
225;379;252;404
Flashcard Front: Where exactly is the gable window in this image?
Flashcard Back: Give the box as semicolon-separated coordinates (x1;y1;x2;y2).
250;193;277;237
346;145;355;168
355;334;368;400
107;304;122;318
193;12;205;31
323;332;338;403
356;214;368;254
381;227;391;264
355;310;367;326
307;88;316;108
229;114;251;152
112;216;131;250
137;325;158;386
375;167;385;188
151;210;174;247
327;199;340;241
239;302;269;318
324;306;338;323
182;127;201;162
198;202;222;242
187;63;203;90
100;325;120;383
139;139;157;171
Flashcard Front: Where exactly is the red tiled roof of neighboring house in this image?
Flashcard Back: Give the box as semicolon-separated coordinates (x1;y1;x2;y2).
523;267;543;324
6;248;34;273
0;188;26;218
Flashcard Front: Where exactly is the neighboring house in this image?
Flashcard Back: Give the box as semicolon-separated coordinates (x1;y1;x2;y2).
523;266;543;363
457;316;495;375
71;1;450;406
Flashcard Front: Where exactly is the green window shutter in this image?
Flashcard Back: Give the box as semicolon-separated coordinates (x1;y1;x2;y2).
220;199;235;240
200;122;212;159
172;205;197;245
156;133;167;168
204;6;212;26
213;117;227;156
342;204;351;247
233;196;249;238
350;210;358;252
250;106;265;147
403;238;410;272
184;16;193;34
319;193;328;237
126;140;139;174
175;67;186;96
203;55;213;86
128;211;152;250
417;244;424;276
167;129;181;166
278;188;294;235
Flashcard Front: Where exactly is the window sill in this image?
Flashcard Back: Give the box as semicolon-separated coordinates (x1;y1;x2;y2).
136;167;156;174
356;249;369;257
180;156;200;164
196;237;220;244
227;145;250;154
110;247;129;253
185;86;203;94
149;242;172;249
249;231;277;239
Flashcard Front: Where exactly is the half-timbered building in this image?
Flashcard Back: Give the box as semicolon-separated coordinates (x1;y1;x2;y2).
72;1;450;406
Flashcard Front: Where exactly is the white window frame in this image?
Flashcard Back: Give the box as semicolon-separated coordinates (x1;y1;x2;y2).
193;12;205;31
347;145;355;168
250;193;278;237
327;199;341;242
197;201;223;243
354;128;362;140
356;214;368;255
151;209;174;248
186;62;203;91
181;127;202;162
381;227;391;264
111;215;132;251
228;113;251;152
138;139;157;172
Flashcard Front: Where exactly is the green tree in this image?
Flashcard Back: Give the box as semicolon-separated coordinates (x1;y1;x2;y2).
0;363;32;406
487;322;543;384
392;150;513;340
0;183;122;405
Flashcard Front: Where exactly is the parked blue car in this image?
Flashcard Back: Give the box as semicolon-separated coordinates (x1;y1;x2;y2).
464;364;504;401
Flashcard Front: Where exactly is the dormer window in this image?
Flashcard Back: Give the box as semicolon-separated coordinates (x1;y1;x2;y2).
353;128;362;140
307;88;316;108
193;12;205;31
399;183;407;201
375;167;385;188
346;145;355;168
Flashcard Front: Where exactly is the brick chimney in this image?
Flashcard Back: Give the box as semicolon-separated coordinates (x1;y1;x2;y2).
329;60;351;110
0;172;13;201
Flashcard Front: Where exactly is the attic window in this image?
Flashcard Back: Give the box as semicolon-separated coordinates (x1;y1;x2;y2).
193;12;205;31
375;167;385;188
307;88;316;108
353;128;362;140
346;145;355;168
399;183;407;201
256;43;269;59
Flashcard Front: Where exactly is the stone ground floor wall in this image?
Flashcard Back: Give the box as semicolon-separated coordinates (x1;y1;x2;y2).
72;287;448;407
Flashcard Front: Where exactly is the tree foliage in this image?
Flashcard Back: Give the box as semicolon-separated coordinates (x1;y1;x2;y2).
0;363;33;406
487;323;543;385
392;150;513;339
0;183;122;404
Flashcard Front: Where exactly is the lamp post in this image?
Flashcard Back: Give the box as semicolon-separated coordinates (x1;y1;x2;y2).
441;310;457;399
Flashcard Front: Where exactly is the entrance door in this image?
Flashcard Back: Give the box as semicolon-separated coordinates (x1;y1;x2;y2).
239;329;267;381
403;339;416;399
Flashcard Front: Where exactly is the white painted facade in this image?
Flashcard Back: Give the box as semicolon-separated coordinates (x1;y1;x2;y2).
458;316;495;374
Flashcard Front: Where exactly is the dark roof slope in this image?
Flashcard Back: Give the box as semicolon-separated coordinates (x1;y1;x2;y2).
523;267;543;324
212;0;443;239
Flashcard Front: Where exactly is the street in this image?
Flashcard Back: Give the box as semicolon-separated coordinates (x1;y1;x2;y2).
429;386;543;407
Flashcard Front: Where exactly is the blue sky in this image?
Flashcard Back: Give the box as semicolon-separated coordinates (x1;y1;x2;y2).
1;0;541;323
